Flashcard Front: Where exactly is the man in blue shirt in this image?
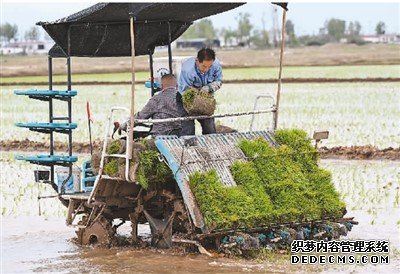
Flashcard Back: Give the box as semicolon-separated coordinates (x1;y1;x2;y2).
177;48;223;135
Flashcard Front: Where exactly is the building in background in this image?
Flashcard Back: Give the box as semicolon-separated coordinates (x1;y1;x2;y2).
176;38;220;50
0;40;52;55
361;34;400;44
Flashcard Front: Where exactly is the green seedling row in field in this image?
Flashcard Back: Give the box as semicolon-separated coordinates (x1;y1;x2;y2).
2;83;398;148
189;129;346;230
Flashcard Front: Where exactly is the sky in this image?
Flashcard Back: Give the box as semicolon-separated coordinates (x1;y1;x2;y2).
1;1;399;40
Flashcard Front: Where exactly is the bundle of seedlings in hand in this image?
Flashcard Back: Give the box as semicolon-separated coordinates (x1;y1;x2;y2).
182;87;216;116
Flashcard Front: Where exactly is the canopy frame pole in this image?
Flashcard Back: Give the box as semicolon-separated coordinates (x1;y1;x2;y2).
167;21;173;74
128;16;136;160
59;25;73;195
41;19;188;28
48;57;53;155
48;56;56;191
273;8;287;130
149;49;155;97
67;26;72;157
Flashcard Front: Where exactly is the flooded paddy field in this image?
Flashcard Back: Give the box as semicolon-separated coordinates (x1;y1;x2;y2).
1;152;399;273
1;78;399;272
1;216;301;273
1;82;399;148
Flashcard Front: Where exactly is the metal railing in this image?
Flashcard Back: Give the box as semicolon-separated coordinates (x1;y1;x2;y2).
249;95;276;131
136;107;277;125
88;103;277;203
88;107;132;203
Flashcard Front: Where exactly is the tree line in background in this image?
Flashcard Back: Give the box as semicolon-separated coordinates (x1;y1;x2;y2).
181;13;389;49
0;24;50;42
0;17;389;48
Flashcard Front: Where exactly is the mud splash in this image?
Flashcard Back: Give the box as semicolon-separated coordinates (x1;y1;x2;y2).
2;139;399;160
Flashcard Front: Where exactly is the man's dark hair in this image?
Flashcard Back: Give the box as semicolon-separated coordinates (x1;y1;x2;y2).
197;48;216;63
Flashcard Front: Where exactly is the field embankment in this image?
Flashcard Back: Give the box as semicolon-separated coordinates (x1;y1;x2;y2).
1;43;399;77
1;64;399;86
2;83;398;149
2;139;399;160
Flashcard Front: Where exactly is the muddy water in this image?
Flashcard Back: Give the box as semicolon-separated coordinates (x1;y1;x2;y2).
1;217;295;273
2;215;399;273
2;158;400;273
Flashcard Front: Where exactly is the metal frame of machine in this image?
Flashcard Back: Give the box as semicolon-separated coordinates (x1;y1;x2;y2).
16;2;357;251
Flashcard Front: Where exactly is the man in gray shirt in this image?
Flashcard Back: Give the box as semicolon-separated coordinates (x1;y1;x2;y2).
120;74;181;136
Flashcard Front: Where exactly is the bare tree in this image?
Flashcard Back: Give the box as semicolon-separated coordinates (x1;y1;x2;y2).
219;27;237;47
271;6;279;47
348;21;362;36
325;18;346;42
0;23;18;41
236;12;253;46
375;21;386;35
24;26;40;41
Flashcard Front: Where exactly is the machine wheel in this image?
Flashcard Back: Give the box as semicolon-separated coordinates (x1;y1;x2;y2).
77;215;114;246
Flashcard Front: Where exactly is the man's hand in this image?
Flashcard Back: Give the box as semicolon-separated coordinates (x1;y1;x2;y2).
190;86;200;91
200;85;211;93
201;81;222;94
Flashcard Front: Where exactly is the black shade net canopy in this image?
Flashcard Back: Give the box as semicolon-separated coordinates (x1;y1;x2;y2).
38;2;245;58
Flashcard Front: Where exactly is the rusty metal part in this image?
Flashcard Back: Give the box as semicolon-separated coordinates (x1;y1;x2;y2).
75;203;115;245
66;198;86;225
129;204;143;243
85;203;106;227
144;210;175;248
172;238;212;257
132;189;191;248
142;189;190;232
77;215;114;245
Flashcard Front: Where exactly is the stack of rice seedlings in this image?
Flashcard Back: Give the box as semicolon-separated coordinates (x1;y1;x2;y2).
93;139;173;188
182;87;216;116
189;129;346;230
135;139;173;189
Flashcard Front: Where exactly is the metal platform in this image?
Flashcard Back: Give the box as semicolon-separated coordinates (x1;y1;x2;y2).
14;89;77;101
16;122;77;134
155;131;276;187
61;192;91;201
16;155;78;166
